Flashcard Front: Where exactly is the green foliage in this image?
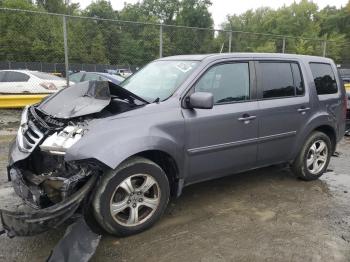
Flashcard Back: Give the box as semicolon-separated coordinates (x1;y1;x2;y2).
221;0;349;63
0;0;349;66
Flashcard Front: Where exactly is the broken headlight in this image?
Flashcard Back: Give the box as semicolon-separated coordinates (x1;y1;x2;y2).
40;126;83;155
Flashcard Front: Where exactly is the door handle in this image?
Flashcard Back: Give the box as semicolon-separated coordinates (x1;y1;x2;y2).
238;116;256;121
238;115;256;123
297;107;310;114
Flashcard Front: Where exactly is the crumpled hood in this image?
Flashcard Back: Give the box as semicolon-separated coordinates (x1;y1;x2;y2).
37;81;111;119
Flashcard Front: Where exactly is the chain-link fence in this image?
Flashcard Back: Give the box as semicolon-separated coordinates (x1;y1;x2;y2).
0;7;350;93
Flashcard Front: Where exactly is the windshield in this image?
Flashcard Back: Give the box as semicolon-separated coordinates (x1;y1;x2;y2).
120;60;199;102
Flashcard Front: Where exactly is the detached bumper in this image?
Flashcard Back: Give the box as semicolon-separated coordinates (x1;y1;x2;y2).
0;175;96;237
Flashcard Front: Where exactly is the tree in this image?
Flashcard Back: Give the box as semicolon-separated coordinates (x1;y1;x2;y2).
142;0;180;24
220;0;349;63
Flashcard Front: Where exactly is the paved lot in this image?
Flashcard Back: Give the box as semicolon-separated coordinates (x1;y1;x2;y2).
0;109;349;262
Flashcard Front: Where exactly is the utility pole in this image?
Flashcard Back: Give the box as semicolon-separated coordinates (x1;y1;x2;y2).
159;23;163;58
322;40;327;57
228;31;232;53
63;16;69;86
63;0;70;86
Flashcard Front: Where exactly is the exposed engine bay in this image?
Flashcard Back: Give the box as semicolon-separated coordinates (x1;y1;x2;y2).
1;81;147;236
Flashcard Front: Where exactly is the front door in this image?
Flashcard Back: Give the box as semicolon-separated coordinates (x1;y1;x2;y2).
183;61;259;183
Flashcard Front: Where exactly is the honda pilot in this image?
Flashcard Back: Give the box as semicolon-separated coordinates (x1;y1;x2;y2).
1;53;346;237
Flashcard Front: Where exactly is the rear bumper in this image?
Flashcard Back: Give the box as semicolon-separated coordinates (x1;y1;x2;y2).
0;173;96;237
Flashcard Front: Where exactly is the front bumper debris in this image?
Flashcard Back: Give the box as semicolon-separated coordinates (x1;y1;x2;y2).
0;175;97;237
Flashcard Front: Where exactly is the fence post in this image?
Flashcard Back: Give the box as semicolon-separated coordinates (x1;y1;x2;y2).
63;15;69;86
322;40;327;57
228;31;232;53
159;23;163;58
282;37;286;53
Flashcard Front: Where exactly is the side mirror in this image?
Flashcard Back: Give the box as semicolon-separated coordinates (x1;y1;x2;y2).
187;92;214;109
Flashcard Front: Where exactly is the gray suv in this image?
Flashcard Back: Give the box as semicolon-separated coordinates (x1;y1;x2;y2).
2;53;346;237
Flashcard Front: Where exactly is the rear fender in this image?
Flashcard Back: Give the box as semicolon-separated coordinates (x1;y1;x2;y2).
290;112;337;161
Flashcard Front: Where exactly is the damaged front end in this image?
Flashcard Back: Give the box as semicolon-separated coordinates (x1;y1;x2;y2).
1;81;139;237
2;107;101;237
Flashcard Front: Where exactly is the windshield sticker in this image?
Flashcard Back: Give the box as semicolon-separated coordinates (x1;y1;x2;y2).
175;62;192;73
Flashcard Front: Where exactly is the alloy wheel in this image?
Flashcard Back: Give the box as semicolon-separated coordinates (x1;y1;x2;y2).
306;140;328;174
109;174;160;227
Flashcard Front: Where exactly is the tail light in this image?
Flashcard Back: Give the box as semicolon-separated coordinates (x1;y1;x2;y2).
40;82;57;90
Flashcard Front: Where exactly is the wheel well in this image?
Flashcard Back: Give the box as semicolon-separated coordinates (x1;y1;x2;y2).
314;125;336;153
134;150;179;197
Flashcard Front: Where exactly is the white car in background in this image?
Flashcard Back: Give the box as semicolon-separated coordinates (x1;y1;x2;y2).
0;70;68;94
116;68;133;78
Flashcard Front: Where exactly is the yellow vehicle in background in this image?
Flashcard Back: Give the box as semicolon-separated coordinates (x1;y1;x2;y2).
344;81;350;92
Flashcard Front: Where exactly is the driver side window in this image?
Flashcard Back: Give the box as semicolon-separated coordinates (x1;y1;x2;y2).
194;62;250;104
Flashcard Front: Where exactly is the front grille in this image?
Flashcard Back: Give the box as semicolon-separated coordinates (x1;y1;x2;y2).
17;106;66;153
17;110;45;153
30;106;65;131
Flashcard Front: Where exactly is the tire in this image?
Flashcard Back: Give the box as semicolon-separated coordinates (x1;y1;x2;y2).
92;157;170;236
292;131;332;181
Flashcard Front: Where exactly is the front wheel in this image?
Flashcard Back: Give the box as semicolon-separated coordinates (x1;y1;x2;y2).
93;157;170;236
292;131;332;181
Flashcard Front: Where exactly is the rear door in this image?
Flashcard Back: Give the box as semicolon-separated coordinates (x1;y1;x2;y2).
256;60;311;165
183;61;259;183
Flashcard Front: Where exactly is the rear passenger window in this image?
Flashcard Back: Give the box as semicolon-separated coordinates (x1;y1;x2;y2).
310;63;338;95
194;63;250;104
260;62;303;99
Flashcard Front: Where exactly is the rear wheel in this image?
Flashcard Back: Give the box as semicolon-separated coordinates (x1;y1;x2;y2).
93;157;170;236
292;131;332;181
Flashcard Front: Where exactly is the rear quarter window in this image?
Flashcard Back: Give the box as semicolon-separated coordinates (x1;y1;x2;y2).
309;63;338;95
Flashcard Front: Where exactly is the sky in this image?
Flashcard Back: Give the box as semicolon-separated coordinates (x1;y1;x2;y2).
71;0;349;27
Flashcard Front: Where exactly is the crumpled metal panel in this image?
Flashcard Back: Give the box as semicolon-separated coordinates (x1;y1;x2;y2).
0;175;97;237
37;81;111;119
47;217;101;262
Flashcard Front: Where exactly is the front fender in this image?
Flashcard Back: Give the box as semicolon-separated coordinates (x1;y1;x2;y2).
66;135;181;170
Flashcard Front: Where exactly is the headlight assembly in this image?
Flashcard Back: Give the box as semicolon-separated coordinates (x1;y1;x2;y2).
40;126;83;155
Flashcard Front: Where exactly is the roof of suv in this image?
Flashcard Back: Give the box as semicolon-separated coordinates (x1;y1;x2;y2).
157;53;333;63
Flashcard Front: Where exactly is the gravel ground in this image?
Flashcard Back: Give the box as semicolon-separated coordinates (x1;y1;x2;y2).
0;109;349;262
